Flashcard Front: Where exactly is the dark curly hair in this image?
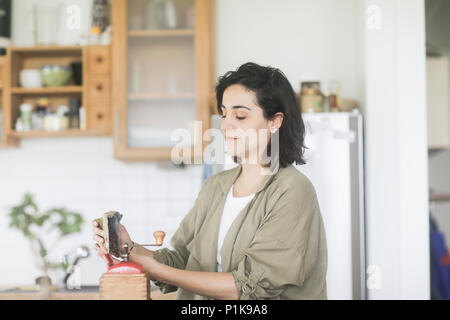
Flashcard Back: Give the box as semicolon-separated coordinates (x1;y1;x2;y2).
215;62;306;168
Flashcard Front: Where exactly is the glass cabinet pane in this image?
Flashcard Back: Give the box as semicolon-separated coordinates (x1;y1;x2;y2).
126;0;196;149
128;0;195;30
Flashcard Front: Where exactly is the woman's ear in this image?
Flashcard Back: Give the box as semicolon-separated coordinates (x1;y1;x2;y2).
270;112;284;132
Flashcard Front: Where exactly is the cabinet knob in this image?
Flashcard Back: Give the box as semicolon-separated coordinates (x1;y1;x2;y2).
96;56;103;63
96;84;103;91
97;113;104;120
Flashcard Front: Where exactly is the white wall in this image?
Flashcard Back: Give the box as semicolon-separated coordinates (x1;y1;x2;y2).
361;0;430;299
216;0;360;98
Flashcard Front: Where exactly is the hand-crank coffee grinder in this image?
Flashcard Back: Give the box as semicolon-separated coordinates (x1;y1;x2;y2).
96;211;166;300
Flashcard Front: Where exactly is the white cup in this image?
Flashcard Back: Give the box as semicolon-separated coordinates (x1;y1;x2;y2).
20;69;43;88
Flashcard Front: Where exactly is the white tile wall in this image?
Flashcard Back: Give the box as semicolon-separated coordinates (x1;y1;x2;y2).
0;137;203;286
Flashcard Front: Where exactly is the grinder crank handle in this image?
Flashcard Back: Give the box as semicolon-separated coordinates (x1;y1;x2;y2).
138;230;166;247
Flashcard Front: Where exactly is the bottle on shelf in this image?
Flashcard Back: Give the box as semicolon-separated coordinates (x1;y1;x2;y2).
19;103;33;131
329;80;341;112
69;97;81;129
79;106;86;130
56;105;70;130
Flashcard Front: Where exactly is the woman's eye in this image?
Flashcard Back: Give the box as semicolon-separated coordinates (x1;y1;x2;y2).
236;116;246;120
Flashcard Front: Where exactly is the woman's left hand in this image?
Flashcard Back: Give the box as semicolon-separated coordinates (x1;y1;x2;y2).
92;220;134;265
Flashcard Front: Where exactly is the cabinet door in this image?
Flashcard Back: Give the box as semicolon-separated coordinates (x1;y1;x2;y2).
427;57;450;150
112;0;212;161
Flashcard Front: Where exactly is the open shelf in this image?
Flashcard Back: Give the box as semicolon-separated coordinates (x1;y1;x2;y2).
11;86;83;94
1;45;113;144
9;129;107;139
10;46;83;54
128;29;195;38
430;193;450;202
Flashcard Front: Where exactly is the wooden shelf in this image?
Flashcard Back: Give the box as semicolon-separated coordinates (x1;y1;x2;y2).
9;129;108;139
128;92;195;100
0;45;113;147
128;29;195;38
430;194;450;202
11;86;82;94
10;46;83;53
0;141;19;148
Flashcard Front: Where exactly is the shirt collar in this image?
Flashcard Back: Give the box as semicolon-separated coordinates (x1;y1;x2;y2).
218;164;283;195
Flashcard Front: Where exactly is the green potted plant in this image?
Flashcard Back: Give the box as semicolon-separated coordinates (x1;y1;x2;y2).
8;192;84;296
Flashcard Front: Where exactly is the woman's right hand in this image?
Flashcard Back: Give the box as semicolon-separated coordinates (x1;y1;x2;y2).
92;220;133;266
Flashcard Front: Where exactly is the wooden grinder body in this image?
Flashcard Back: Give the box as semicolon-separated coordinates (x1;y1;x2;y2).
99;272;151;300
95;211;165;300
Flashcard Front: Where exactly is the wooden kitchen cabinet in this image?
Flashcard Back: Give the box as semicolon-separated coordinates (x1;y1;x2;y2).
112;0;215;162
0;53;19;147
0;45;112;144
427;56;450;150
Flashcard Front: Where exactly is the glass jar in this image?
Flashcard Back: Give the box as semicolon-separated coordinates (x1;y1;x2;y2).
300;83;323;113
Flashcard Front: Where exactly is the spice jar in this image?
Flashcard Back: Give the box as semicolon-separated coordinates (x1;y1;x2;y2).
300;82;323;113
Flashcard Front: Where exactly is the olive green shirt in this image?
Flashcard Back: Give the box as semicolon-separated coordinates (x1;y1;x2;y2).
152;164;328;300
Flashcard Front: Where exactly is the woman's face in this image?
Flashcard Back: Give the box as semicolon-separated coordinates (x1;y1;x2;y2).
220;84;281;163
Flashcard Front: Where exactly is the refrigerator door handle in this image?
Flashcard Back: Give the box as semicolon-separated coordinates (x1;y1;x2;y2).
333;130;356;143
306;120;333;135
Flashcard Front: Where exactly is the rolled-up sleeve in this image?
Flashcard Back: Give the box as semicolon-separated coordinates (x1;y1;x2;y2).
152;178;212;293
231;183;322;299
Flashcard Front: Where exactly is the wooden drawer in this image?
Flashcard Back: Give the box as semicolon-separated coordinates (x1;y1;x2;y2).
88;105;111;133
88;46;110;75
88;76;110;102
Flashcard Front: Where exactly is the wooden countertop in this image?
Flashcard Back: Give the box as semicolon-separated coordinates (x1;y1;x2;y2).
0;288;176;300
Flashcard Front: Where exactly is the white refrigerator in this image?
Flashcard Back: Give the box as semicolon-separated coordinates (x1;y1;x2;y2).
297;111;366;300
210;110;366;300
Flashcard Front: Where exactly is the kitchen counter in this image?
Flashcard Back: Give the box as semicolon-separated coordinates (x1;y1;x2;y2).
0;285;176;300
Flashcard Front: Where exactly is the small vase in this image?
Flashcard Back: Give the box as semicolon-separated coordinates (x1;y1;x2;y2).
36;275;53;300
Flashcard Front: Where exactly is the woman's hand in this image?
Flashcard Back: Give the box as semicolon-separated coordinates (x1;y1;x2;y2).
92;220;133;265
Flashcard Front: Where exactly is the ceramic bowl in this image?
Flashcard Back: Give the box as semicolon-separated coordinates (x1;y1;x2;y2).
19;69;43;88
40;65;72;87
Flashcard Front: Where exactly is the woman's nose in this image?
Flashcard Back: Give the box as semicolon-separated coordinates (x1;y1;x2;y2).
221;117;234;132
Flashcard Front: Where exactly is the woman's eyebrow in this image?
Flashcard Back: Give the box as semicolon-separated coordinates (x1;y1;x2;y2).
221;104;251;111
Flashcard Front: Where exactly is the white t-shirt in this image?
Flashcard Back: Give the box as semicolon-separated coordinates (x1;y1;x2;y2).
217;185;255;272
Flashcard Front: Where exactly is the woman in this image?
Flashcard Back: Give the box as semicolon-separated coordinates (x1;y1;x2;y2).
92;62;328;300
